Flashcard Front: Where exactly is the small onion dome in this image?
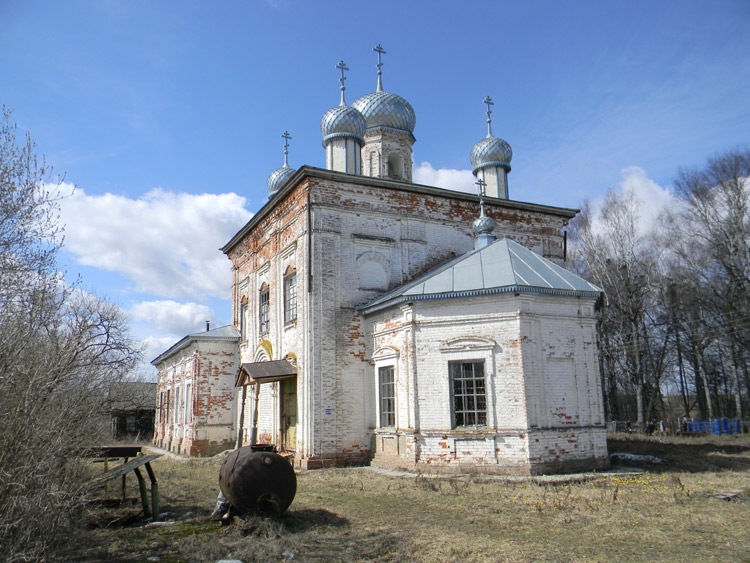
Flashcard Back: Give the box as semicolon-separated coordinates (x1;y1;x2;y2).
267;163;295;195
352;90;416;134
470;136;512;174
321;104;366;146
473;213;496;238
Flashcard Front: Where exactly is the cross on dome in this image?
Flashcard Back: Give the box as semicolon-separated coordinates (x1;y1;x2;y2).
476;178;487;215
373;44;386;92
336;60;349;106
281;131;292;166
483;96;494;137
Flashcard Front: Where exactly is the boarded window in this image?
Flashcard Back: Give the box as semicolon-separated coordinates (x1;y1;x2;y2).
379;366;395;427
450;361;486;427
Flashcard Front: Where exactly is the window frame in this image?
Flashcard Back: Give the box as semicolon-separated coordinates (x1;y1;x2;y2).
259;286;270;334
449;360;487;428
240;300;248;341
283;272;297;324
378;365;395;428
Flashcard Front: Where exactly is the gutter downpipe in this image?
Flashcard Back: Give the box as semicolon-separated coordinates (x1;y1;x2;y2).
306;189;314;461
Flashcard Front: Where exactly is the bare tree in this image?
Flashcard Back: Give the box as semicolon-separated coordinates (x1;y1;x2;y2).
672;149;750;421
0;108;141;560
571;189;669;432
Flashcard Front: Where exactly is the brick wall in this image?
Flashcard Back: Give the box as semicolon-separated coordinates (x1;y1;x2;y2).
225;168;580;469
364;293;608;474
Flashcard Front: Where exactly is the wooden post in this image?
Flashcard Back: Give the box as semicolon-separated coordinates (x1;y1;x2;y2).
250;381;261;445
133;467;151;517
145;462;160;521
237;384;247;448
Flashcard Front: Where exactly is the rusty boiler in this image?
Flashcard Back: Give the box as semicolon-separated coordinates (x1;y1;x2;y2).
219;445;296;517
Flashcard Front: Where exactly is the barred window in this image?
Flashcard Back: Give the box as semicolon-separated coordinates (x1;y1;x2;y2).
379;366;395;427
450;361;486;427
284;273;297;323
259;287;270;334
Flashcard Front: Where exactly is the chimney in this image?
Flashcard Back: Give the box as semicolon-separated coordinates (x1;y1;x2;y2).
206;321;210;332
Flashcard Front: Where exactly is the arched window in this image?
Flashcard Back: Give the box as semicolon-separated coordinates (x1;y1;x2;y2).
259;283;270;334
239;296;248;341
283;267;297;323
387;154;403;180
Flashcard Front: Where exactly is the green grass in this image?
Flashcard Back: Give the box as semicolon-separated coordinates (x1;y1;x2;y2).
60;435;750;562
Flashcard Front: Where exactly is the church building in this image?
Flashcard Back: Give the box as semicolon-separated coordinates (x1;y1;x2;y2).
199;46;606;473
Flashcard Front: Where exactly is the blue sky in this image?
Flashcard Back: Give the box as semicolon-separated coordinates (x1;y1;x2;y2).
2;0;749;375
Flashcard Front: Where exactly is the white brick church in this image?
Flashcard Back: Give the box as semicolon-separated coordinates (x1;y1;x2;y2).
158;47;609;474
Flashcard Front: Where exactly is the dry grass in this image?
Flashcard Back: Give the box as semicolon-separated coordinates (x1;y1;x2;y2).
58;435;750;562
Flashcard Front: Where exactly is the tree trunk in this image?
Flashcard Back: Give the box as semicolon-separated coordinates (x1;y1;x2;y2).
697;350;713;420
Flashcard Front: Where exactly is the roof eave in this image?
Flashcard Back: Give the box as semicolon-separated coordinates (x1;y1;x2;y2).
220;165;579;255
359;285;603;316
151;333;240;367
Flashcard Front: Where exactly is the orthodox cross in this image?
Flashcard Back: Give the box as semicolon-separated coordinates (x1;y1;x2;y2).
483;95;494;137
476;178;487;216
374;44;386;91
336;60;349;105
281;131;292;167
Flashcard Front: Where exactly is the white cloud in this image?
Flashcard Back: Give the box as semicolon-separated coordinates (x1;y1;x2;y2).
587;166;678;238
130;300;217;337
617;166;676;232
413;162;476;193
141;335;182;368
58;183;252;299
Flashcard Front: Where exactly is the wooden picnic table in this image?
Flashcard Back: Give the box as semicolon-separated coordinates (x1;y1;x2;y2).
85;446;162;520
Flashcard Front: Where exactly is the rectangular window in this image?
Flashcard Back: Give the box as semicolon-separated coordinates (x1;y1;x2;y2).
450;361;486;427
240;302;248;340
284;273;297;323
259;288;270;333
379;366;395;427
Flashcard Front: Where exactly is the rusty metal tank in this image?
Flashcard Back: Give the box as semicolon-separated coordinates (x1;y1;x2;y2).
218;445;296;517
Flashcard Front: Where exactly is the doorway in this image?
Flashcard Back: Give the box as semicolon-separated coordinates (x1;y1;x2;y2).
280;377;297;452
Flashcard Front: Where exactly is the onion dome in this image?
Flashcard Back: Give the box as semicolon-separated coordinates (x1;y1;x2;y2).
473;213;496;238
352;91;416;133
321;61;366;145
321;105;366;144
267;131;296;195
470;96;512;174
351;44;416;135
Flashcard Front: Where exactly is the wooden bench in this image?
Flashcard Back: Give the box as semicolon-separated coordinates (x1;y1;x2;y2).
85;447;162;520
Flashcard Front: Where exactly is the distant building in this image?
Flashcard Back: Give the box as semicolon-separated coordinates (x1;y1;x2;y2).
152;325;240;456
215;48;609;474
107;381;157;441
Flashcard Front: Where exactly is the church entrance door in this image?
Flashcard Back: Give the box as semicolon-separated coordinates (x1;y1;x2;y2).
280;377;297;452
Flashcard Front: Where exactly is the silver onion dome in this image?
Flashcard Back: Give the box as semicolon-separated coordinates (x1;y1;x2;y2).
473;213;496;237
470;136;513;173
470;95;512;174
267;164;295;195
268;131;296;195
352;90;416;134
321;104;366;145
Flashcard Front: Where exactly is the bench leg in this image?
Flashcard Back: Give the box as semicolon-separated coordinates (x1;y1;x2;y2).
133;467;151;518
145;462;160;522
